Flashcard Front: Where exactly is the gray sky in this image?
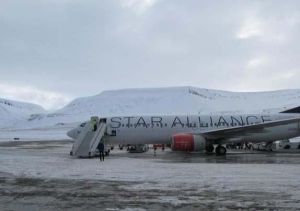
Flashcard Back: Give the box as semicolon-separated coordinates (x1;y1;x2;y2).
1;0;300;110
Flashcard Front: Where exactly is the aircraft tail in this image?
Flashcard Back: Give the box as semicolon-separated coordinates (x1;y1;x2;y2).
280;106;300;113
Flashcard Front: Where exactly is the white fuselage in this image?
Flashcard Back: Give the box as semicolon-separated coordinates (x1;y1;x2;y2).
103;114;300;145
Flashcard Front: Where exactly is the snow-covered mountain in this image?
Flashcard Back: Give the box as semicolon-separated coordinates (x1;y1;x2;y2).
13;86;300;129
0;98;45;128
58;86;300;115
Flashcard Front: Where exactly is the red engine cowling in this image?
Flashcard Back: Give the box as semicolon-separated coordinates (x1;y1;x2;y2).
171;134;206;152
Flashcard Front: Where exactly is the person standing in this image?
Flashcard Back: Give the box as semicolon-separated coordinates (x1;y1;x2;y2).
97;142;105;162
91;117;98;132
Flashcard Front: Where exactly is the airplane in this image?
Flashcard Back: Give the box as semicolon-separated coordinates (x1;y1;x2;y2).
67;106;300;155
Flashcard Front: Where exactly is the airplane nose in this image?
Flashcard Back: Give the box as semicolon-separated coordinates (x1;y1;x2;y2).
67;128;78;139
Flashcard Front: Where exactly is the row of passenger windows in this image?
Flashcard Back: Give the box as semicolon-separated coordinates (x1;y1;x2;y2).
115;122;253;128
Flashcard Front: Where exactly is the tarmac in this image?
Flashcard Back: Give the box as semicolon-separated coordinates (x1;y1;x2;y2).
1;141;300;210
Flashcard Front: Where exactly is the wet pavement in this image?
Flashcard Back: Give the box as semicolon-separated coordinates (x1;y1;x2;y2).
1;141;300;210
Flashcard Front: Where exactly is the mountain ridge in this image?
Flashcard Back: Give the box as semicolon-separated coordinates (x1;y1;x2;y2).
1;86;300;129
0;97;45;128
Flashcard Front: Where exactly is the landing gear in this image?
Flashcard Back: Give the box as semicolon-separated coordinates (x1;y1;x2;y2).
205;144;214;153
205;144;227;155
265;142;273;152
215;145;226;155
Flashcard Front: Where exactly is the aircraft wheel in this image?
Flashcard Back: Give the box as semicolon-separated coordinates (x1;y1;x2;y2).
205;144;214;153
216;145;226;155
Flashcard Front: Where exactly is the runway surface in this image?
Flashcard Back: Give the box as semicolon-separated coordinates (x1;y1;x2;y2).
1;141;300;210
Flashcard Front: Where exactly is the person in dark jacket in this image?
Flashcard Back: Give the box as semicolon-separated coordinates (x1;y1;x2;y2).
97;142;105;161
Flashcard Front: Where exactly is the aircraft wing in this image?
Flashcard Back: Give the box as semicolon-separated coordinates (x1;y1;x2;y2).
201;117;300;140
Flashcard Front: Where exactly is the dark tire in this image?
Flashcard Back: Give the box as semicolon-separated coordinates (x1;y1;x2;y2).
216;145;227;155
206;144;214;153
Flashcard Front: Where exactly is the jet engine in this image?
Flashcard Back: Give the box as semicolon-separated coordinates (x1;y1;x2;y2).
171;134;206;152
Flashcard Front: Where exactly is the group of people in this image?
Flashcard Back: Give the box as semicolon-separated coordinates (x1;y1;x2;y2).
226;142;253;150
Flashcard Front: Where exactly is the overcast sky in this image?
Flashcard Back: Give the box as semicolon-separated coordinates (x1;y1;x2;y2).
1;0;300;110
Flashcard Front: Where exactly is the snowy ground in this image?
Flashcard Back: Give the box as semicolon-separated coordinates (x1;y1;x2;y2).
1;141;300;210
